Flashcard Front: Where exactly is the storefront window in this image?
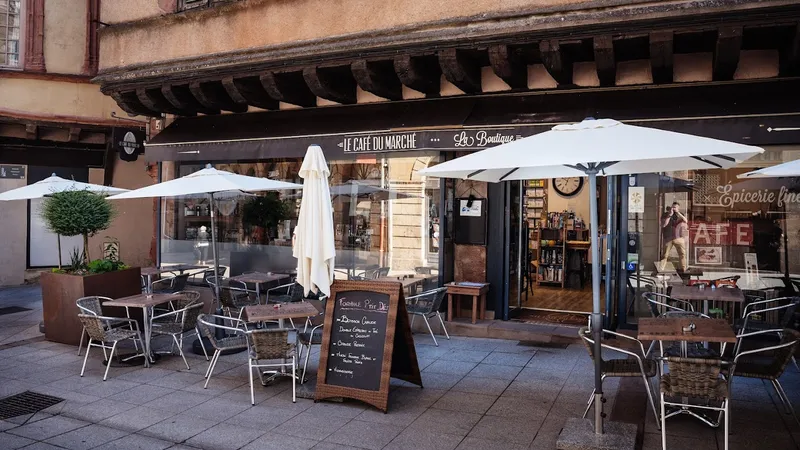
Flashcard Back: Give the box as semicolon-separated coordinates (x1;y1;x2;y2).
159;152;441;285
626;150;800;321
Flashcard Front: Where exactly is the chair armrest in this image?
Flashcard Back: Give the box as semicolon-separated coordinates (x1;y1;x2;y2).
742;298;783;317
600;329;647;356
150;308;185;322
736;328;785;340
95;315;140;331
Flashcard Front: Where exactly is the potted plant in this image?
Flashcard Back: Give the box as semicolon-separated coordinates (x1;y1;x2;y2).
241;192;290;245
39;190;142;345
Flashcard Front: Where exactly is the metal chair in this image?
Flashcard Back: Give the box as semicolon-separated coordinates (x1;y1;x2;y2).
196;314;249;388
297;299;325;383
729;328;800;427
267;282;304;304
76;296;136;357
78;314;145;381
406;287;450;346
218;282;257;323
643;292;695;318
246;328;297;404
578;327;660;429
660;357;730;450
737;296;799;334
151;301;206;369
151;273;190;294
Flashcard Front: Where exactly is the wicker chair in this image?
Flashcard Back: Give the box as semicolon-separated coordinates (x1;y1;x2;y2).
643;292;695;318
219;283;258;323
660;357;729;450
578;327;660;429
406;287;450;346
246;328;297;404
297;299;325;383
151;301;206;369
76;296;136;357
151;273;190;294
267;282;304;304
196;314;249;388
736;296;799;334
730;328;800;427
78;313;145;381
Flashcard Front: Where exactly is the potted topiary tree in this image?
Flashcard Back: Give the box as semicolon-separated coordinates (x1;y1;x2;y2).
39;190;142;345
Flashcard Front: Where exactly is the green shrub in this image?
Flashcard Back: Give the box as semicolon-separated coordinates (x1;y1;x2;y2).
41;190;116;265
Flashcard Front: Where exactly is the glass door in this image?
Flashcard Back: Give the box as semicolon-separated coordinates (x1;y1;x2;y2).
507;180;526;316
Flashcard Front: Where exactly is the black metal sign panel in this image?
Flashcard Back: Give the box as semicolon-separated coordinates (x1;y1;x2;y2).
0;165;25;179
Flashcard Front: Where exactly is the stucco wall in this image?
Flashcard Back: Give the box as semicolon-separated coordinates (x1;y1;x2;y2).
0;78;127;119
88;160;155;268
101;0;173;24
98;0;609;70
0;178;29;286
44;0;88;74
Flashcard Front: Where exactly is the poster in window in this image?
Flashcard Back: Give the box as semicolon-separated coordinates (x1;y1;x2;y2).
744;253;759;279
695;246;722;265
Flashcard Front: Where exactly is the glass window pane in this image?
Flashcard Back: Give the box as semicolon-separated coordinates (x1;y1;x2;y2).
9;27;19;40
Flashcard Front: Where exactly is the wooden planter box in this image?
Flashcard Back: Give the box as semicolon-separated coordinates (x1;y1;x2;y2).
40;267;142;346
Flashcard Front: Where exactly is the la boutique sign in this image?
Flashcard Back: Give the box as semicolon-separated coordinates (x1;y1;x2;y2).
716;183;800;208
338;128;526;154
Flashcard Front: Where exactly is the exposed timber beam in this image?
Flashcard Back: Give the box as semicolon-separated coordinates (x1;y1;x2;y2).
25;124;38;140
649;31;674;84
488;45;527;89
221;76;278;110
109;91;156;117
351;60;403;100
68;127;81;142
539;40;573;85
189;80;248;113
780;23;800;76
713;26;743;81
302;66;357;104
136;87;186;115
438;48;482;94
593;35;616;87
259;71;317;107
393;55;440;95
161;84;219;115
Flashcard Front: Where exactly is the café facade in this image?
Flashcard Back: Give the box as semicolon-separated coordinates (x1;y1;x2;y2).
94;0;800;327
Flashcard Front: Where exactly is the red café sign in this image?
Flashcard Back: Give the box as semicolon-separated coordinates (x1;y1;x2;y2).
689;221;753;246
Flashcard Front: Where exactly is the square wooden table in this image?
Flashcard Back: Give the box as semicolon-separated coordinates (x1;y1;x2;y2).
446;282;490;324
140;265;206;293
669;285;745;317
105;293;179;366
638;317;737;345
375;276;427;295
229;272;291;302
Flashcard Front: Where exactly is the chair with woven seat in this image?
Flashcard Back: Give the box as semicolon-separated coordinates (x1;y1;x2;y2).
76;296;137;357
578;327;660;429
730;328;800;427
197;313;249;388
246;328;297;404
406;287;450;346
78;314;145;381
151;301;206;369
737;296;799;334
219;282;258;323
297;299;325;383
151;273;190;294
267;282;304;304
660;357;730;450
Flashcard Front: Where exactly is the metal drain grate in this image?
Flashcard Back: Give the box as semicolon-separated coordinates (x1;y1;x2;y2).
0;391;64;420
0;306;32;316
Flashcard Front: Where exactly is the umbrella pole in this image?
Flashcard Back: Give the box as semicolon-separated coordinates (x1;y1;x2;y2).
57;234;62;270
210;192;221;304
588;169;604;434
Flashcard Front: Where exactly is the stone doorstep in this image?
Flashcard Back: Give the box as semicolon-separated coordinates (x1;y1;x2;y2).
416;317;579;344
556;418;638;450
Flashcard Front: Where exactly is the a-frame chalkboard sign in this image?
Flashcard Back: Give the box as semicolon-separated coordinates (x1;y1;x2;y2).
315;280;423;412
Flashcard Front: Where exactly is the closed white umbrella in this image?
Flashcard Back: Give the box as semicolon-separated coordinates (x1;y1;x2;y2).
0;174;128;200
293;145;336;297
418;118;763;434
108;165;302;301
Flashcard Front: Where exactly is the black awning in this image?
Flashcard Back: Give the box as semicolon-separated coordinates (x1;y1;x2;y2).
146;79;800;162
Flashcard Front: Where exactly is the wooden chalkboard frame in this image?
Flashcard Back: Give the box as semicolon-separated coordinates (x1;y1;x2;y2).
315;280;422;412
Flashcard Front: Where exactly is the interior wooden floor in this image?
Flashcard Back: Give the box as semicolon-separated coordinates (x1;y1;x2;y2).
511;283;606;313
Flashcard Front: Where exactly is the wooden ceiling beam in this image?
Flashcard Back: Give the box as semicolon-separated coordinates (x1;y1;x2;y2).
539;40;573;85
488;45;527;89
68;127;81;142
393;55;440;95
136;87;187;115
221;76;279;110
649;31;674;84
351;60;403;100
161;84;219;115
713;26;743;81
593;36;616;87
303;66;357;104
438;48;482;94
189;80;248;113
109;90;157;117
259;71;317;107
780;23;800;76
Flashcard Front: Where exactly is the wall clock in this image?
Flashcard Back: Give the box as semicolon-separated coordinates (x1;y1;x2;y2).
552;177;584;197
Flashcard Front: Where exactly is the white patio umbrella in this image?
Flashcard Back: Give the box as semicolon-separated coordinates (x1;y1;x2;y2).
294;145;336;297
0;174;129;268
738;158;800;286
108;164;302;301
418;118;763;434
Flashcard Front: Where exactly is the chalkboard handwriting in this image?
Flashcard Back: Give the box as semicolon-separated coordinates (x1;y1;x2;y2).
338;296;389;312
331;366;354;377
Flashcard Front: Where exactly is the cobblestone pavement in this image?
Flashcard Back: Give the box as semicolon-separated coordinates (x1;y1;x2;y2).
0;285;798;449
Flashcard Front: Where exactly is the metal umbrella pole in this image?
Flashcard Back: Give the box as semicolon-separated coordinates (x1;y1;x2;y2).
587;166;605;434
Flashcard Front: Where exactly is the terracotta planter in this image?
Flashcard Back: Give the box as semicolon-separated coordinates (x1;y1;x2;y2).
40;267;142;346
